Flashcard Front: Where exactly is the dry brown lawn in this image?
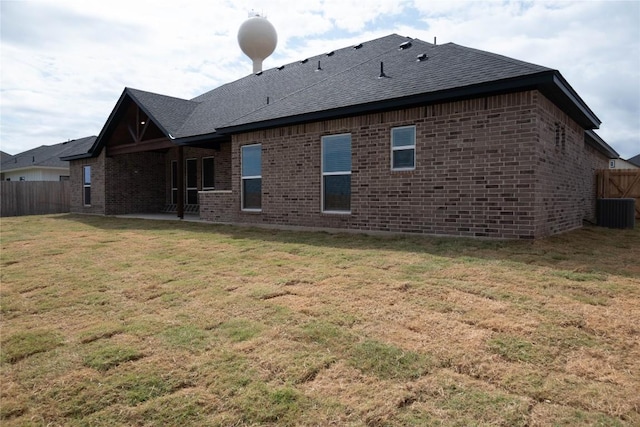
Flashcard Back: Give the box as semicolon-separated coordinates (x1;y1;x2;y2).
1;214;639;426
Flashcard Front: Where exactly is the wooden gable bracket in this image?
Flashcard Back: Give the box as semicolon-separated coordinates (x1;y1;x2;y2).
127;105;151;144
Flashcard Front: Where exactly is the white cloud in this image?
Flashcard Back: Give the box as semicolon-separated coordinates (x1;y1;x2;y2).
409;0;640;158
0;0;638;158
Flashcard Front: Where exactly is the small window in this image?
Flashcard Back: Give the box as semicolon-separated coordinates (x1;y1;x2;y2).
241;144;262;211
83;166;91;206
186;158;198;205
391;126;416;170
322;134;351;213
202;157;215;190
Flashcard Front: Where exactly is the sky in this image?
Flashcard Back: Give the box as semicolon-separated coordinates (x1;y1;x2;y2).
1;0;639;158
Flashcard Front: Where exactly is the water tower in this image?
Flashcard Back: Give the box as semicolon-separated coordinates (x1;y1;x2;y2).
237;11;278;73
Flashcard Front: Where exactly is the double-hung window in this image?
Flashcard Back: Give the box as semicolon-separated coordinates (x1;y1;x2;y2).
391;125;416;170
202;157;215;190
186;158;198;205
241;144;262;211
83;165;91;206
322;133;351;213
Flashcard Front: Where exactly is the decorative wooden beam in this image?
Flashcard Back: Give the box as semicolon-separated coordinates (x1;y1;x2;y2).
127;125;138;144
136;107;140;139
140;119;150;141
107;138;175;156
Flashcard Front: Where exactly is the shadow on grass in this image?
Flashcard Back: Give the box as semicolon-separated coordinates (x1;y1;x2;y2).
52;213;640;278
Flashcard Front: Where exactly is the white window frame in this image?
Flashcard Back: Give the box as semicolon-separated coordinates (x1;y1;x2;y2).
83;165;91;206
391;125;416;171
202;156;215;190
241;144;262;212
321;133;351;214
185;158;198;205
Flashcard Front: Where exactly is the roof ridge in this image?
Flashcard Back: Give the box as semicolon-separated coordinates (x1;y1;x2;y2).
127;87;198;104
445;42;553;72
219;36;412;127
126;87;200;138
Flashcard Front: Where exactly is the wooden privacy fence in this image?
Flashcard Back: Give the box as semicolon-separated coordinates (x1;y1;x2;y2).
596;169;640;219
0;181;71;217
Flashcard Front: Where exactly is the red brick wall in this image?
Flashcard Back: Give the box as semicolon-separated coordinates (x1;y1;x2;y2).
70;151;106;215
533;93;608;237
199;191;234;222
205;91;542;238
201;90;605;239
73;89;607;239
103;152;166;215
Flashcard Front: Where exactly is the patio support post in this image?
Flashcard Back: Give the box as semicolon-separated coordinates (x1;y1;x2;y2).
177;145;184;219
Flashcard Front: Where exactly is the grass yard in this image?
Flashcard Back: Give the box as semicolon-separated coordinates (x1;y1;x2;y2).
1;214;639;426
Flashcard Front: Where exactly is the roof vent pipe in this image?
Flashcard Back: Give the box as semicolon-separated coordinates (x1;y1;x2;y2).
316;60;322;71
434;36;437;45
378;62;387;78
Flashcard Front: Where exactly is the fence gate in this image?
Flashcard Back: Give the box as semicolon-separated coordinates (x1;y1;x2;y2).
596;169;640;219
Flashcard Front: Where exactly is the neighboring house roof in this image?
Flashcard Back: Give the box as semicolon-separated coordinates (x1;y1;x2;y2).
628;154;640;167
72;34;606;159
1;136;97;172
0;151;13;163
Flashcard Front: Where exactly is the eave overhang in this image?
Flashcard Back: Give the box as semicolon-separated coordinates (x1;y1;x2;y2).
585;130;619;158
65;68;603;158
173;132;230;147
217;70;601;135
65;88;178;160
60;152;94;161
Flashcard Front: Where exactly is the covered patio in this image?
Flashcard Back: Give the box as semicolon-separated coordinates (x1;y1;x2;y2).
76;88;232;218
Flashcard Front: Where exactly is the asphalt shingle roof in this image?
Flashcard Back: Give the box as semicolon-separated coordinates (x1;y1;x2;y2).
1;136;96;171
83;33;603;157
127;89;199;137
177;34;411;138
0;151;13;163
221;39;552;129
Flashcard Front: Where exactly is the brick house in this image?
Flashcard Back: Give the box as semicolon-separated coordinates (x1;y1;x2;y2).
63;34;618;239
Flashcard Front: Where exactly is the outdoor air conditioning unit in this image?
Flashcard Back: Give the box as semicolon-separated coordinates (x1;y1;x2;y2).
597;198;636;229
